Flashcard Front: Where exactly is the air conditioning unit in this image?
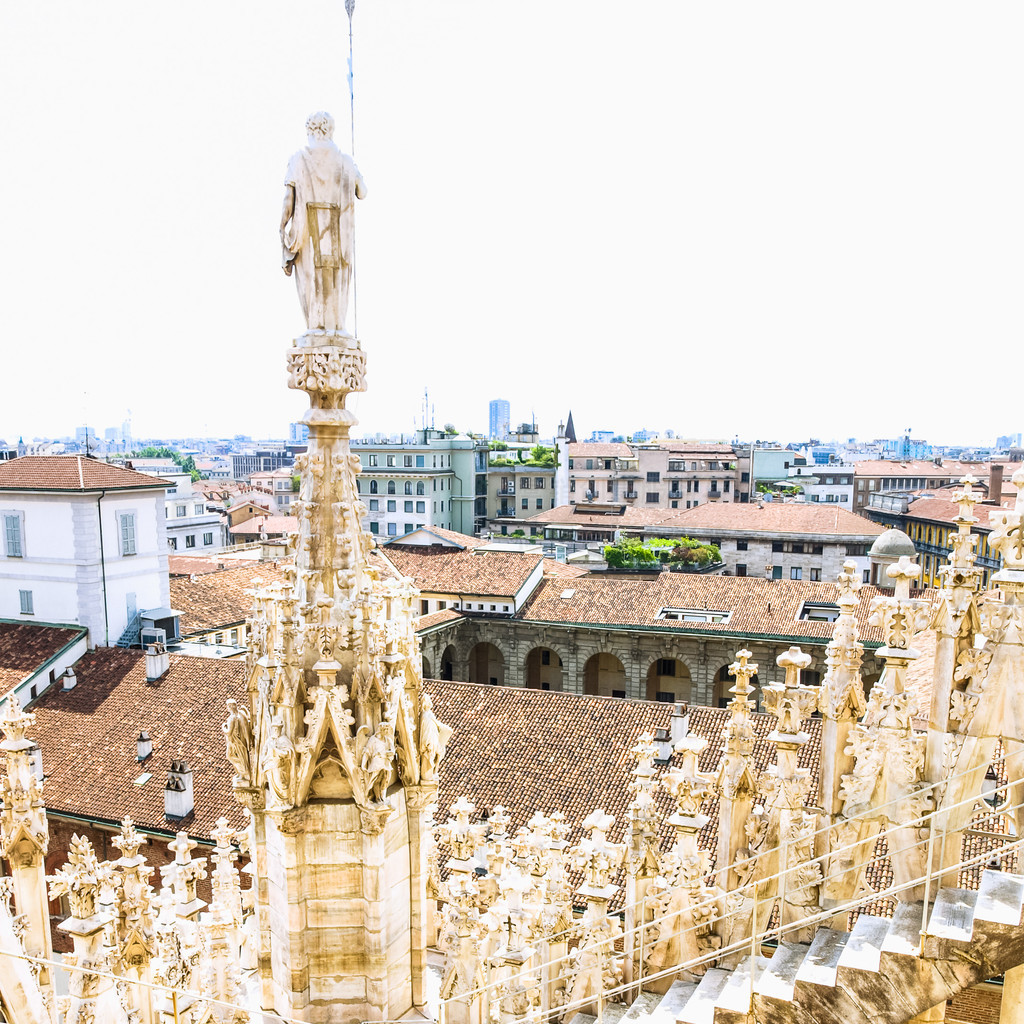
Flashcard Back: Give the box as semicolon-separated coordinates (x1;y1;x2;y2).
140;627;167;648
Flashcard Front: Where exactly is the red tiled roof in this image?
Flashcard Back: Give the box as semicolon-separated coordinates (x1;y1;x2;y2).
28;649;248;838
0;622;86;697
568;443;635;458
525;504;674;528
901;498;996;531
228;515;297;536
167;553;263;577
542;559;590;579
649;502;884;538
415;609;464;634
517;573;915;646
169;563;289;635
852;460;985;478
380;548;543;599
0;456;171;492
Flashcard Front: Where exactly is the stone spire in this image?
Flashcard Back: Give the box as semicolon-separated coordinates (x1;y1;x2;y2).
226;133;449;1020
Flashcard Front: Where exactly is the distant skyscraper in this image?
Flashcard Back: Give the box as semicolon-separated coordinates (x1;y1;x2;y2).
289;422;310;443
489;399;510;439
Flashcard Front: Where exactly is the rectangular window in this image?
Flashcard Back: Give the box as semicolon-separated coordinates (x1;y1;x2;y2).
119;513;137;555
404;455;413;467
521;478;531;489
169;537;177;550
3;513;23;557
194;503;204;515
791;543;804;554
536;478;545;489
19;590;33;615
771;541;784;553
693;481;700;493
812;544;823;555
724;480;730;492
809;568;821;581
791;567;802;580
176;505;186;517
421;600;429;615
736;540;748;551
387;455;395;467
387;500;396;512
387;522;397;535
368;454;377;467
416;455;425;468
405;523;414;533
203;532;213;545
416;501;425;513
772;565;782;579
736;564;747;577
369;499;379;511
185;535;196;548
536;498;543;508
522;498;528;509
586;459;594;470
370;521;379;534
646;472;660;483
741;472;750;483
656;659;676;677
646;492;659;503
404;500;413;512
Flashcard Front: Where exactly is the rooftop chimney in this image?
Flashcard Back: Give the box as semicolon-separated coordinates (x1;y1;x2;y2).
137;730;152;761
145;643;170;682
670;702;690;748
164;759;194;819
27;743;43;782
990;463;1005;505
62;668;77;691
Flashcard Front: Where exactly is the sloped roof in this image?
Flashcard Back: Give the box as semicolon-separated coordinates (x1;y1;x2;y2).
650;502;884;538
568;443;634;459
902;498;996;530
525;504;673;528
852;460;984;478
0;456;171;492
517;574;908;646
169;562;289;634
0;622;86;697
28;648;248;837
383;526;484;550
380;548;543;599
228;515;298;536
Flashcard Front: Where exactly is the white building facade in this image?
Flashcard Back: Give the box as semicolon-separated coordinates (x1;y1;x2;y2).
0;456;172;647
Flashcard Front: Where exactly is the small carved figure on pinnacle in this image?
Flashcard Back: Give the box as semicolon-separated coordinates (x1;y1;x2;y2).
281;111;367;335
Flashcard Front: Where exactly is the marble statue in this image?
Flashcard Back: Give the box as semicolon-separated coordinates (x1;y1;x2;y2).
281;111;367;334
222;698;253;783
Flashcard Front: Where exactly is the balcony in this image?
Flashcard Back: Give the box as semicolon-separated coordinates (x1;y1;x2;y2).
624;490;638;500
668;490;682;499
498;486;515;495
708;488;721;498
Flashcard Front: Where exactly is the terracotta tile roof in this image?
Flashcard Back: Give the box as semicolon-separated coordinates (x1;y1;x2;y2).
382;527;484;550
169;562;289;635
852;460;984;478
541;559;591;579
649;502;884;538
27;649;248;838
420;527;486;549
650;443;736;455
379;549;544;599
415;609;465;634
525;504;674;528
568;443;635;459
517;574;916;646
426;682;822;891
228;515;297;536
0;622;86;697
901;498;996;530
167;553;262;577
225;497;274;514
0;456;171;492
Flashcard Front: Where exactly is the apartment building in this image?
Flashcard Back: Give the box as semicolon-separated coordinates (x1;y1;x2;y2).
352;430;488;538
484;464;558;534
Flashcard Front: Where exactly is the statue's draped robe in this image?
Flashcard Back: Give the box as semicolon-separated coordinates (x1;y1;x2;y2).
283;139;364;332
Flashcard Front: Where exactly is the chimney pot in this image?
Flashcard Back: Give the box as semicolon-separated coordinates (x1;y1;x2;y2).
145;643;170;682
62;668;77;691
164;759;194;819
137;730;152;761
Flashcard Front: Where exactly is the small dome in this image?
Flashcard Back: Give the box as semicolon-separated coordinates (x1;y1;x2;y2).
870;528;916;558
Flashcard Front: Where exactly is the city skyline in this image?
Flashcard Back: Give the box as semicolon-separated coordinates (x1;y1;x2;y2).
2;3;1021;445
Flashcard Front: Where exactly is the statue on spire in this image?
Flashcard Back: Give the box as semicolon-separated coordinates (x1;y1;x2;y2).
281;111;367;335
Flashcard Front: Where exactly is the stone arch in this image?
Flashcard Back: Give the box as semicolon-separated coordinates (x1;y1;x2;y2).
523;645;564;691
645;657;692;703
440;645;456;681
583;652;626;698
421;654;432;679
468;642;505;686
712;663;760;708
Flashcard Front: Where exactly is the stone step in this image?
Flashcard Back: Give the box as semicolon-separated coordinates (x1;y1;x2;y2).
676;969;730;1024
754;942;807;1007
599;1000;632;1024
836;913;891;977
793;927;850;990
926;887;978;945
566;1013;597;1024
618;990;663;1024
646;978;698;1024
712;956;771;1024
972;869;1024;930
879;901;925;960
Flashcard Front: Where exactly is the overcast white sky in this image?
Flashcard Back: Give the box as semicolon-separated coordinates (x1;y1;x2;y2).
1;2;1020;446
